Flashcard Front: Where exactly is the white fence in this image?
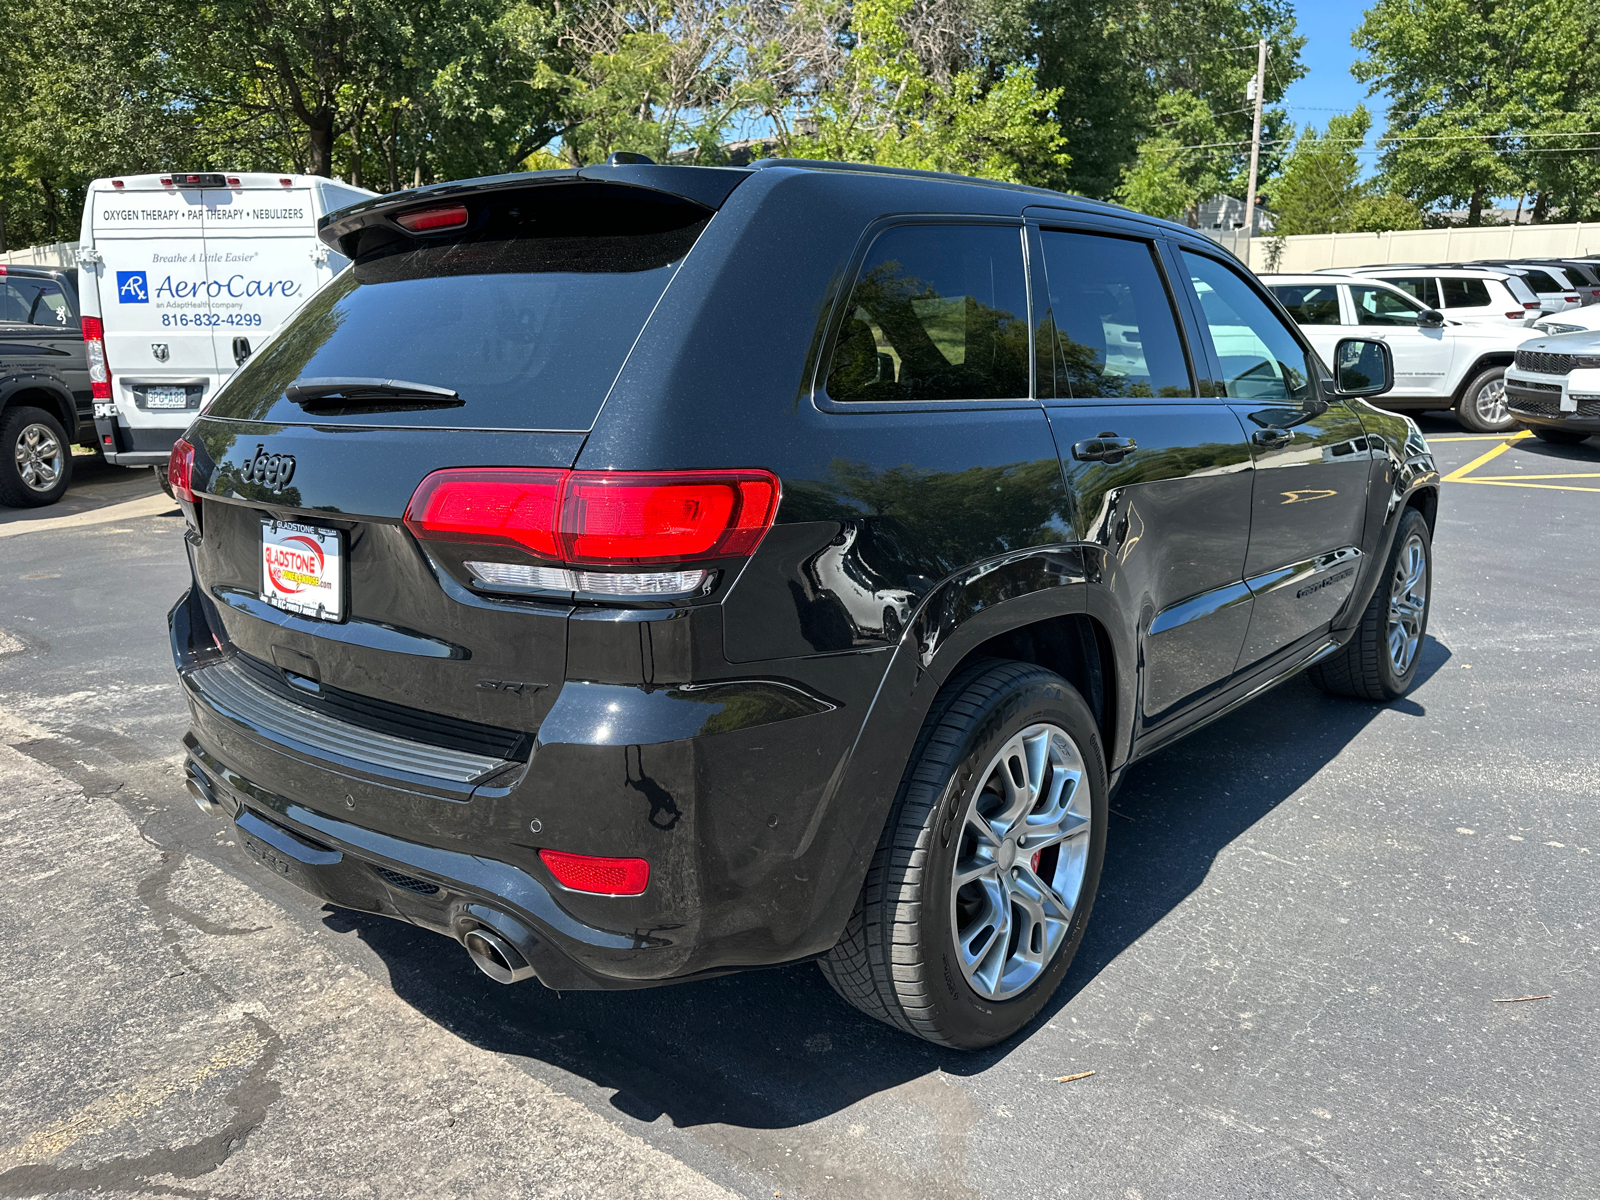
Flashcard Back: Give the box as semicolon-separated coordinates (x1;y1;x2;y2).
1246;222;1600;274
1;241;80;269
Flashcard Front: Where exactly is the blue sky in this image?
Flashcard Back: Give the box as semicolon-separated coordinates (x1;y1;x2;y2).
1279;1;1379;176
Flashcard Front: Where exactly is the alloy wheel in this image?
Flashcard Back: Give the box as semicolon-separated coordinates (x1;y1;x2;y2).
14;422;64;493
1472;377;1509;427
950;722;1091;1001
1386;532;1428;676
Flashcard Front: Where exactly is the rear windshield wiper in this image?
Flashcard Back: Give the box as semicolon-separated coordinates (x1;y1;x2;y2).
284;377;463;413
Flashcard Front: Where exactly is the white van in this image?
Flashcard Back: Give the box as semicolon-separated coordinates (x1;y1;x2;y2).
76;171;374;471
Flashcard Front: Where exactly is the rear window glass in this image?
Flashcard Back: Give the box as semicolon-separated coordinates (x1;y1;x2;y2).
1270;284;1342;326
205;183;709;431
0;278;71;326
1040;231;1192;398
1523;270;1562;293
1441;278;1491;308
1383;276;1440;308
826;224;1029;402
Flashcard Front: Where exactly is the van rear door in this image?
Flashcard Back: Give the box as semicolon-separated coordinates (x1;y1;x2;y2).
200;182;328;372
90;183;217;427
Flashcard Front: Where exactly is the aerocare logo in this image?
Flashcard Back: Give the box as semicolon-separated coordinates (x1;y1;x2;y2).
116;271;149;303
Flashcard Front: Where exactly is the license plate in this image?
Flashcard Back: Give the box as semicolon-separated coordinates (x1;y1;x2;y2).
261;520;345;621
146;386;189;409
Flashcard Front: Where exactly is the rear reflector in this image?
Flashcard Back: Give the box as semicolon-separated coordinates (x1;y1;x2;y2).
169;438;197;503
395;204;469;233
405;468;780;577
81;316;111;400
539;849;649;895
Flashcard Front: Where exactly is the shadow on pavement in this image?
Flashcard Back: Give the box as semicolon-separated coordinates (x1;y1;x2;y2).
337;636;1451;1130
0;450;163;525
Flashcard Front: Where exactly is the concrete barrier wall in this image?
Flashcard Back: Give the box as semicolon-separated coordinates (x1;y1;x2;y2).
1;241;81;269
1246;223;1600;273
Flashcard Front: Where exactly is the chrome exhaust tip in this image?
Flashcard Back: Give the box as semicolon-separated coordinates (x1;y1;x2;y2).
185;763;219;813
462;924;537;984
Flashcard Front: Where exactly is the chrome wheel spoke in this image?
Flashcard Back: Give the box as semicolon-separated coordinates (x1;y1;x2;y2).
1383;533;1428;674
950;720;1093;1002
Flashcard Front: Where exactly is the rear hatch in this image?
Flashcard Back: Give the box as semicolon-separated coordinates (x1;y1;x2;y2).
186;173;742;758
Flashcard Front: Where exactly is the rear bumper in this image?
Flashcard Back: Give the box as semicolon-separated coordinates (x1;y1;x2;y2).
98;415;188;466
169;582;878;990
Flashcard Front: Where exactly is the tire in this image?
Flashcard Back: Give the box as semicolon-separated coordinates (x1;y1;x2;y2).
0;406;73;508
1532;426;1590;446
819;659;1108;1048
1454;366;1514;433
1309;507;1432;701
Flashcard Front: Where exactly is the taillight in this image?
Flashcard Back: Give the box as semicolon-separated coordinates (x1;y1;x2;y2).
539;849;649;896
395;203;469;233
168;438;196;503
1506;311;1525;320
404;468;780;598
81;316;111;400
1525;301;1542;310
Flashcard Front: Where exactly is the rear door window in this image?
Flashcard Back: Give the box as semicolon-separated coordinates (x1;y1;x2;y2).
1270;284;1342;326
825;224;1029;402
1037;230;1192;399
1382;276;1441;308
1181;251;1315;403
205;183;710;431
1440;278;1491;308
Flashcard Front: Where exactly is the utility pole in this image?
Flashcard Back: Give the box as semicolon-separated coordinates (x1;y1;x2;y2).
1244;37;1268;239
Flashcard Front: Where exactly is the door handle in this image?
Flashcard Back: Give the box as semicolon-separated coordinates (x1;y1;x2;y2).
1072;433;1137;464
1252;427;1293;450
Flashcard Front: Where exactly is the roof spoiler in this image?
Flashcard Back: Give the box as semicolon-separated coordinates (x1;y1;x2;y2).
318;164;751;257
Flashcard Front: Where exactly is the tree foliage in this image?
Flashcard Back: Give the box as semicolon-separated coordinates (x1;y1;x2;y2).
1264;105;1422;234
1354;0;1600;224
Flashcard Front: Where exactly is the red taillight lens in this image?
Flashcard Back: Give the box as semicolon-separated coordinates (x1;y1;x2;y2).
395;203;469;233
539;849;649;895
403;469;564;558
81;316;111;400
1525;301;1542;310
169;438;196;503
1506;311;1524;319
403;468;780;567
562;472;777;563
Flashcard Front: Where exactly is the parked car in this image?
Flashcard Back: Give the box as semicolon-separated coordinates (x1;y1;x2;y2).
1529;304;1600;336
75;171;374;486
1504;331;1600;444
1262;272;1524;431
169;161;1440;1048
1465;262;1586;311
1533;259;1600;303
1335;265;1541;328
0;264;93;506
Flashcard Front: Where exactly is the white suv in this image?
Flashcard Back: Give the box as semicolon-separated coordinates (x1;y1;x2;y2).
1334;266;1540;328
1263;273;1526;431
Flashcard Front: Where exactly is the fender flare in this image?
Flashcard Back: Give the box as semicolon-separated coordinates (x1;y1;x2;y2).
0;375;80;441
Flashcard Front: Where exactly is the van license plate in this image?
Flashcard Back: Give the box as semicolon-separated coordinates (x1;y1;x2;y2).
261;521;345;622
145;386;188;409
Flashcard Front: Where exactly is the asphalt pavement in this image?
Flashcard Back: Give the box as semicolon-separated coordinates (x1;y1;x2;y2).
0;421;1595;1199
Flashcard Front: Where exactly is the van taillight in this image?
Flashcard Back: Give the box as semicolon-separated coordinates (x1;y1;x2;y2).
168;438;197;503
81;316;112;400
404;468;780;598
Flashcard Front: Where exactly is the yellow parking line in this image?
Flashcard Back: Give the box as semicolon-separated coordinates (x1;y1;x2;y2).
1442;435;1527;482
1453;479;1600;494
1472;472;1600;481
1427;434;1522;442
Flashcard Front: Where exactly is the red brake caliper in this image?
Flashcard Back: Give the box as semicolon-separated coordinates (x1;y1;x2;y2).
1030;850;1042;873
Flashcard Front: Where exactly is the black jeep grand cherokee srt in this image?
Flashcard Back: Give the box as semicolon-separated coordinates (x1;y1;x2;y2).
169;161;1439;1048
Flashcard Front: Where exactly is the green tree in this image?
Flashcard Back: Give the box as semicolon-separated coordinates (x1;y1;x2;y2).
1354;0;1599;224
782;0;1069;182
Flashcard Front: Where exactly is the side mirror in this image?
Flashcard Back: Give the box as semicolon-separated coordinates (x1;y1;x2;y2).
1330;337;1394;398
1418;309;1445;328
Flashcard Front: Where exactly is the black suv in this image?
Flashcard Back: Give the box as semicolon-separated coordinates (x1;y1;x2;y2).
169;162;1439;1048
1;264;93;506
